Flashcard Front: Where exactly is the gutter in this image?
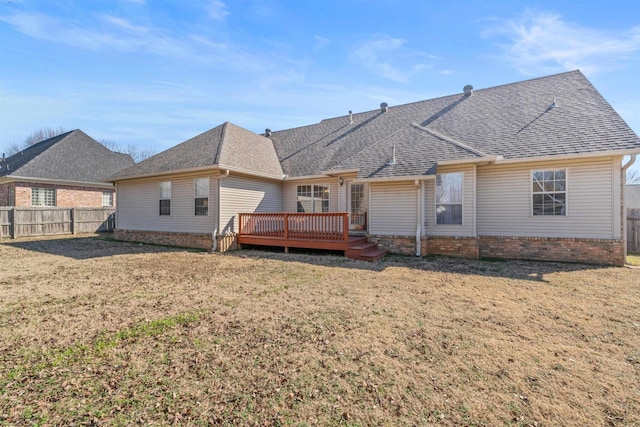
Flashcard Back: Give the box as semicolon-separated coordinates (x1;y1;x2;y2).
212;169;230;252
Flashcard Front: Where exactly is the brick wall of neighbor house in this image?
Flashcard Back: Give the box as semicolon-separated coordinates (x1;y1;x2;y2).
9;182;115;207
115;229;213;250
0;183;11;205
477;236;625;266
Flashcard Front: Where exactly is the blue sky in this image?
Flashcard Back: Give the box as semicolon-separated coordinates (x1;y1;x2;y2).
1;0;639;174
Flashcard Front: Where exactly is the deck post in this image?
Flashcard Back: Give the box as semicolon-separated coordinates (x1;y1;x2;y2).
343;212;349;242
284;213;289;240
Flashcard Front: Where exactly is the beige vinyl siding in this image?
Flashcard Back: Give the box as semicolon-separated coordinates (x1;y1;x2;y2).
282;178;340;212
424;165;476;237
116;172;218;233
476;157;616;239
369;181;417;235
219;175;282;234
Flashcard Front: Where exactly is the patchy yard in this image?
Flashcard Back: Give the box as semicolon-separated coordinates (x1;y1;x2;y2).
0;235;639;426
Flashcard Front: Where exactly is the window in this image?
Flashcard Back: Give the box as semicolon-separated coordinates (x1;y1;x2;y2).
159;181;171;216
297;184;329;212
436;172;463;225
102;191;113;207
31;187;56;206
532;169;566;216
8;187;15;206
194;177;209;216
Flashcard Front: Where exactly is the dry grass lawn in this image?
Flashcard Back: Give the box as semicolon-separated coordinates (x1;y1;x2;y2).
1;234;639;426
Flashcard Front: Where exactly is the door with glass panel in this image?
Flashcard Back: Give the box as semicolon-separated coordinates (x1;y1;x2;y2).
347;182;367;231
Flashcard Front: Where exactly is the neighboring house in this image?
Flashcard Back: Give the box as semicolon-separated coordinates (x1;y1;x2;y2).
628;184;640;209
0;130;135;208
109;70;640;265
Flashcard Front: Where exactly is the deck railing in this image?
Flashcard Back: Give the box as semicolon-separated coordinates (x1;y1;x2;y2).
238;212;349;242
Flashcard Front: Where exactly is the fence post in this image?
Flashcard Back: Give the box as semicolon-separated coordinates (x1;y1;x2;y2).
71;208;77;235
11;208;17;239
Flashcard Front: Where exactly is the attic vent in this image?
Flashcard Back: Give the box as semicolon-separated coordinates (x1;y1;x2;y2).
551;96;558;109
463;85;473;97
380;102;389;112
387;144;397;166
265;128;272;137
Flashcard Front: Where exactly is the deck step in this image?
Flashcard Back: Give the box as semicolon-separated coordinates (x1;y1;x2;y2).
345;238;387;261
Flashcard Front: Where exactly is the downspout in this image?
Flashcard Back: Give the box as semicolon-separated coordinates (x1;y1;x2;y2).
415;179;423;257
212;169;230;252
622;155;637;259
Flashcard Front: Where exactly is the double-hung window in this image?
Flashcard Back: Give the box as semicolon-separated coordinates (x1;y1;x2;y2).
532;169;566;216
194;177;209;216
102;191;113;207
296;184;329;213
435;172;463;225
159;181;171;216
31;187;56;207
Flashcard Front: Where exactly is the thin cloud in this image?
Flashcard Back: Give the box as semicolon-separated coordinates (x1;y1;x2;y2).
485;10;640;75
351;36;432;83
314;35;330;50
207;0;229;21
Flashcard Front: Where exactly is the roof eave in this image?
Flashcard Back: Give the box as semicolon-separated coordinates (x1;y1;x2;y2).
494;148;640;165
0;175;115;188
437;156;502;166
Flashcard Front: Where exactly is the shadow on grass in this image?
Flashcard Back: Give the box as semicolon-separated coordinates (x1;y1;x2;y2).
1;234;614;282
0;233;192;260
225;245;610;282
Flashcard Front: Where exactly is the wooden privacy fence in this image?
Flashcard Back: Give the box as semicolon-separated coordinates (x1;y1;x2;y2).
0;207;115;239
629;208;640;253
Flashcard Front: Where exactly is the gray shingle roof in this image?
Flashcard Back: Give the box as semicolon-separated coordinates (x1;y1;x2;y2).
269;70;640;178
109;70;640;182
109;122;282;180
0;130;134;183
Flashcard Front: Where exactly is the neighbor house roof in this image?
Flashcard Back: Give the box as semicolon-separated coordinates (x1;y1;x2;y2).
270;70;640;178
110;122;283;180
0;130;135;184
110;70;640;182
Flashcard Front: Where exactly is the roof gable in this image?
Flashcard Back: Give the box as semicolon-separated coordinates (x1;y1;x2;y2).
110;122;282;180
0;130;135;183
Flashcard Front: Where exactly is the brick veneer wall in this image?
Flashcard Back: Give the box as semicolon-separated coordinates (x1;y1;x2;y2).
2;182;115;208
114;229;213;250
0;183;11;205
478;236;625;266
368;234;625;266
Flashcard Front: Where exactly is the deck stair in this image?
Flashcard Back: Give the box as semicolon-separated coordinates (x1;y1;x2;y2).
345;236;388;261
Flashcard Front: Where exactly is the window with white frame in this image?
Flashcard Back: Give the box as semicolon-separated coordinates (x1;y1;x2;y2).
296;184;329;212
436;172;463;225
159;181;171;216
8;187;15;206
31;187;56;207
194;177;209;216
102;191;113;207
532;169;566;216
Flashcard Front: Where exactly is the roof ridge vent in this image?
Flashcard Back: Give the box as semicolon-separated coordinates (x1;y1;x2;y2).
380;102;389;112
463;85;473;97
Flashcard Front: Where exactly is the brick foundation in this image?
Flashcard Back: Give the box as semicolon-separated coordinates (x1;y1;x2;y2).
478;236;625;266
114;229;213;250
368;234;624;266
426;236;480;258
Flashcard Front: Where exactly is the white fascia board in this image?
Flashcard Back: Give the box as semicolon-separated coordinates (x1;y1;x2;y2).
3;175;115;188
494;149;640;165
437;156;502;166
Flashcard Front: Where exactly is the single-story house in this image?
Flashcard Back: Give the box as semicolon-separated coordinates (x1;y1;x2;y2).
0;130;134;208
109;70;640;265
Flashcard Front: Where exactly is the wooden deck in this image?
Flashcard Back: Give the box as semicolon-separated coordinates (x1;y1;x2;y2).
237;212;387;260
238;212;350;251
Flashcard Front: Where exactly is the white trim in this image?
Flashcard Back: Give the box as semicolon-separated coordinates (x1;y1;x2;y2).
495;149;640;165
112;164;282;183
1;175;116;189
437;156;502;166
354;175;434;183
